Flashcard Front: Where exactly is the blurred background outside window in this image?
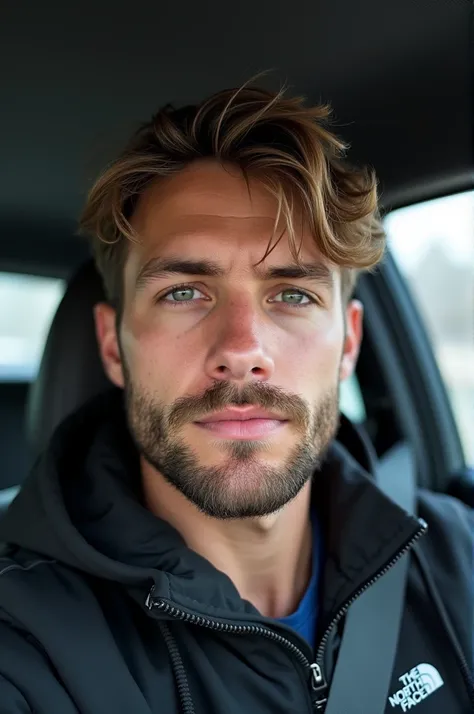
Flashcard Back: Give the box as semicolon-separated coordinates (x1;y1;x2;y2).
0;273;64;381
385;190;474;464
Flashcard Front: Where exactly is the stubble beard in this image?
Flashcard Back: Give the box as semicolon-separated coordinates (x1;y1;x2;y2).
124;377;340;520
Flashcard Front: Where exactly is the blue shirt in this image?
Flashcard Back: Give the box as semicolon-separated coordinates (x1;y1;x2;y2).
275;518;323;651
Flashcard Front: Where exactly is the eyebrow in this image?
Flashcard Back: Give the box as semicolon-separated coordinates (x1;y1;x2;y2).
135;257;334;292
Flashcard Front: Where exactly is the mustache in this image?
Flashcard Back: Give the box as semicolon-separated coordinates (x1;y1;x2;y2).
167;381;310;431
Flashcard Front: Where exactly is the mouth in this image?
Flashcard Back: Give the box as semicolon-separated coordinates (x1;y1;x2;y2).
194;407;288;440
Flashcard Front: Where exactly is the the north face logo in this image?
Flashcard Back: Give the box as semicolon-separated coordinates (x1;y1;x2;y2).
388;663;444;710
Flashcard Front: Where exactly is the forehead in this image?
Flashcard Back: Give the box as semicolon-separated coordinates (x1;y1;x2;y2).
128;160;334;273
133;160;279;227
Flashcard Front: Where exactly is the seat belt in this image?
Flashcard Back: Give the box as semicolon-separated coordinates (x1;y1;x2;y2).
323;442;416;714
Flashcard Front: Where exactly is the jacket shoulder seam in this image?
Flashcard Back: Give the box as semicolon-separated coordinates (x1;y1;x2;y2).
0;558;57;578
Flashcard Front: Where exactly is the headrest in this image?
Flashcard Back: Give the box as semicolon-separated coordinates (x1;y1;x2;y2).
27;260;112;455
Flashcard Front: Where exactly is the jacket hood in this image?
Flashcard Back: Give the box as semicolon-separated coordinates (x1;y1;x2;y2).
0;389;421;624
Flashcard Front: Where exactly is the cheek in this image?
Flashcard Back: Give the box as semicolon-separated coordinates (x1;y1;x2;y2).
282;319;343;384
123;319;205;398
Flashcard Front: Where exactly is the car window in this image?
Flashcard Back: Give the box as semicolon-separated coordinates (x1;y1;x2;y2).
384;191;474;464
340;375;366;424
0;272;65;381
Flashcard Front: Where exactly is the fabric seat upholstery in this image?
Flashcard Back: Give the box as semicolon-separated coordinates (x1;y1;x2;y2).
26;260;112;456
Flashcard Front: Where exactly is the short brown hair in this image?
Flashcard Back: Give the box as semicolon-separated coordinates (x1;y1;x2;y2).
79;82;385;314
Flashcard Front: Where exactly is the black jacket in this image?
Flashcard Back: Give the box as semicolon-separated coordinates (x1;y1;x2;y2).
0;390;472;713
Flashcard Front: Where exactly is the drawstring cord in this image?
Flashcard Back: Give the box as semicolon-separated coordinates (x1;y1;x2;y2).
159;621;196;714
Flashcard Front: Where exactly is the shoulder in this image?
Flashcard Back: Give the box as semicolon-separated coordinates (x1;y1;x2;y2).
0;548;58;621
0;547;81;627
417;488;474;556
412;489;473;661
416;489;473;571
414;490;472;606
0;547;57;591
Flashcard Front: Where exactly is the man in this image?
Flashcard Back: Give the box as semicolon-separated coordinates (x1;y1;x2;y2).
0;84;472;714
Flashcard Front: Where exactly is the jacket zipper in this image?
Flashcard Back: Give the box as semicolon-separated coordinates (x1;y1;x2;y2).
146;518;427;713
310;519;428;710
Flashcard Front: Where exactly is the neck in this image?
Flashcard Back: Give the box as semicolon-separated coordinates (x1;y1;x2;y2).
142;460;313;618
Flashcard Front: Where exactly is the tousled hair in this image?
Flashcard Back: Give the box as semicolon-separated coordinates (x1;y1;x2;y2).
79;81;385;314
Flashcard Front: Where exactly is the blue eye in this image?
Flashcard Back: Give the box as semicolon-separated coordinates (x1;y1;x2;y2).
272;289;314;306
158;285;316;308
162;286;205;303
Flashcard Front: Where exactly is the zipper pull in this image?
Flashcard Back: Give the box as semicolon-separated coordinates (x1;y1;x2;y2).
145;587;167;612
145;586;156;610
310;663;329;711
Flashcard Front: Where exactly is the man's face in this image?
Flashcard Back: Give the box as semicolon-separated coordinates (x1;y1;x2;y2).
95;161;363;519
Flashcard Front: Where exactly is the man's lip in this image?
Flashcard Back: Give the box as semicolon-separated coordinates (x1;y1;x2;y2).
195;419;286;439
195;407;286;423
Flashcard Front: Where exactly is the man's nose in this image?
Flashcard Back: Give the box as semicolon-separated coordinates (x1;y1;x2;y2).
204;301;275;383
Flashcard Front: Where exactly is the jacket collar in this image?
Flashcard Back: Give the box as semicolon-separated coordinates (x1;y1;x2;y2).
314;438;421;629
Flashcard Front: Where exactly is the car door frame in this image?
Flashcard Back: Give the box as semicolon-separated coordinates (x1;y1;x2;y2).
355;249;466;492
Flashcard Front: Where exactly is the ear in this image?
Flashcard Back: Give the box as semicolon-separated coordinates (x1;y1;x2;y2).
340;299;364;382
94;302;125;388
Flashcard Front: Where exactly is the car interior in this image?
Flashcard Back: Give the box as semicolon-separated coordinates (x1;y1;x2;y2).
0;0;472;519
